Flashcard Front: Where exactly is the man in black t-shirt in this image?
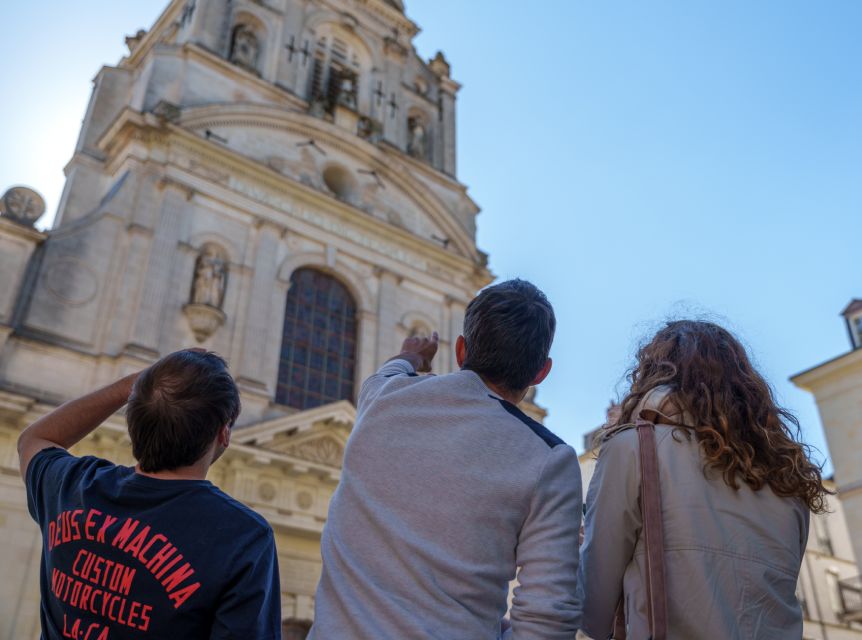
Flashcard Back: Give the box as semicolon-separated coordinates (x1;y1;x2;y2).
18;350;282;640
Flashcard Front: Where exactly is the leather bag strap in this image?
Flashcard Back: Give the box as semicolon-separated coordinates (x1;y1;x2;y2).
636;419;668;640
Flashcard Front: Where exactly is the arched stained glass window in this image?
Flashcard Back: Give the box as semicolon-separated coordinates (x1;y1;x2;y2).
276;268;358;410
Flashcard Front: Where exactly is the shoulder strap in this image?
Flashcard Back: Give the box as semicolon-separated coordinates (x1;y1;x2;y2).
636;419;668;640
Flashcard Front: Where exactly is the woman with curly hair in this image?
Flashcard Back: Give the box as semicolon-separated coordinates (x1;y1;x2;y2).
577;320;828;640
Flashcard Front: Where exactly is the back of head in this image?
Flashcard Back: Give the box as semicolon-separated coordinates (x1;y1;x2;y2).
614;319;828;512
127;350;241;472
462;279;556;393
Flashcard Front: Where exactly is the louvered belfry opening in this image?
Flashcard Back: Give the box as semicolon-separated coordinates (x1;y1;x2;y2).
309;35;361;113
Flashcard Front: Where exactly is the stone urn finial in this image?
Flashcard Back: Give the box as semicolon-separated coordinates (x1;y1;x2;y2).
0;186;46;227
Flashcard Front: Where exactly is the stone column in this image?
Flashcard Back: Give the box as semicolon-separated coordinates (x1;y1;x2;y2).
439;77;460;177
236;221;283;389
128;179;191;356
375;268;400;366
356;308;379;391
106;224;152;354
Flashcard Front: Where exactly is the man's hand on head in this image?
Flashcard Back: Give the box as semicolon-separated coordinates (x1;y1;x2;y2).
391;331;439;373
16;349;205;479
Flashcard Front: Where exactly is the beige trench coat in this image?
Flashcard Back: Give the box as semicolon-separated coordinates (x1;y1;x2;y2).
577;390;809;640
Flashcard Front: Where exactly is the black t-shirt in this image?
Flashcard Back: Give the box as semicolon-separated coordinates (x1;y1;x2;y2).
26;448;282;640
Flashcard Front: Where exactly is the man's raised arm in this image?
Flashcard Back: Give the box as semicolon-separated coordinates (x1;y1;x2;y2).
17;372;139;478
357;332;439;410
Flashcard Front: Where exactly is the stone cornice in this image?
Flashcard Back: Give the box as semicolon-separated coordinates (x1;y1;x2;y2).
235;400;356;445
791;347;862;393
336;0;419;38
0;217;47;243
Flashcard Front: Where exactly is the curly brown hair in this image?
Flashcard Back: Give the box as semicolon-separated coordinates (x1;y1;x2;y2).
608;320;829;513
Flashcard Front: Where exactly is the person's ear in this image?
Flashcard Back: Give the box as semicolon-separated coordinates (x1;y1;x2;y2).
218;424;231;449
530;358;553;386
455;335;467;368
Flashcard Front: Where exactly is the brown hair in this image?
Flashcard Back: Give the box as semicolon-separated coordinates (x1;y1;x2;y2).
462;279;556;392
127;350;241;472
607;320;829;513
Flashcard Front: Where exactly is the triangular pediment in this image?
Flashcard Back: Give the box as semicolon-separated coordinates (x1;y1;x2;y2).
269;430;348;467
236;398;353;441
235;401;355;467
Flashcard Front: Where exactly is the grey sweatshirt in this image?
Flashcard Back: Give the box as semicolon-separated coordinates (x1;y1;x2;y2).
309;359;582;640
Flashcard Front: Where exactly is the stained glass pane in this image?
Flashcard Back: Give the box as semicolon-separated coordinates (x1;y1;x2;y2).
276;268;358;410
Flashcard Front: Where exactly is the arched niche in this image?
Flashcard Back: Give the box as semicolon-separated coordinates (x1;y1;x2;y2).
400;310;437;339
227;10;268;76
406;107;431;162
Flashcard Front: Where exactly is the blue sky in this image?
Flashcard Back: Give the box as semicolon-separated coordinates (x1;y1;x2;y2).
2;1;860;472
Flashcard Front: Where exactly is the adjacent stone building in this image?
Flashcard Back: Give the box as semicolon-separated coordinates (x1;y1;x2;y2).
793;301;862;631
0;0;533;636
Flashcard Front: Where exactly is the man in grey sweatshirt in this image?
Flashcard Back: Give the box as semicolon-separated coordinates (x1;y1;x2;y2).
309;279;582;639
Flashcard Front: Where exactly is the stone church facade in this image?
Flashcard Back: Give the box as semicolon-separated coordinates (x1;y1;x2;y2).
0;0;543;637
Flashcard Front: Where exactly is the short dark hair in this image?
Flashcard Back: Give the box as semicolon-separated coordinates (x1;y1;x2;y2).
461;279;556;392
127;351;241;473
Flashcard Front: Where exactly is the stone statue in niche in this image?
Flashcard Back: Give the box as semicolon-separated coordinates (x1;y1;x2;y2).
229;25;260;73
184;245;228;342
337;75;358;110
407;116;427;160
191;245;228;308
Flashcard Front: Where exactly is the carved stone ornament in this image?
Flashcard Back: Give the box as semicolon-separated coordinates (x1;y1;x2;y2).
0;186;45;226
296;491;314;510
284;436;344;466
429;51;451;78
258;482;277;502
152;100;182;123
183;303;226;342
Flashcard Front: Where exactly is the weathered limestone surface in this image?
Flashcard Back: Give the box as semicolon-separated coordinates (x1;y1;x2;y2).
0;0;504;636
